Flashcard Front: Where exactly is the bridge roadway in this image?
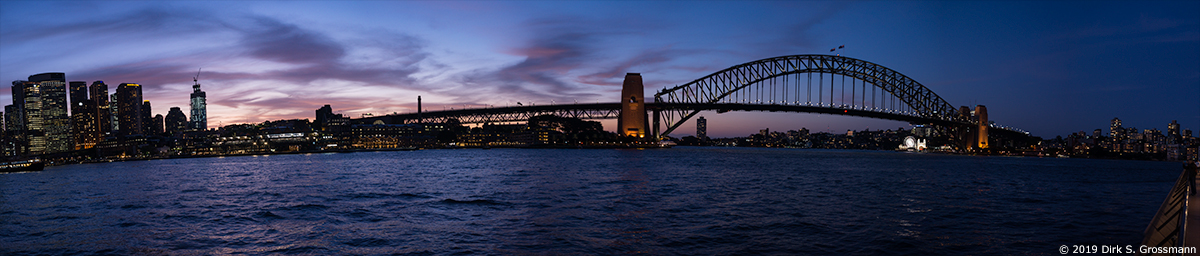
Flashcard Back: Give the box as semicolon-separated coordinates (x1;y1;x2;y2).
355;102;996;132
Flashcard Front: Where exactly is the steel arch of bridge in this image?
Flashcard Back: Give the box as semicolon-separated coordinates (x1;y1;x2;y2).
653;54;966;138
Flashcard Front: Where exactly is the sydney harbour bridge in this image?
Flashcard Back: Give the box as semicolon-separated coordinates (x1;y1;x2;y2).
358;54;1030;150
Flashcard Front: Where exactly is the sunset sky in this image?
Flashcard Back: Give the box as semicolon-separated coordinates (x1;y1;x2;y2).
1;1;1197;138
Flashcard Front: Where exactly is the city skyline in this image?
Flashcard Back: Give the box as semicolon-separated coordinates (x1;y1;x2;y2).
2;1;1197;138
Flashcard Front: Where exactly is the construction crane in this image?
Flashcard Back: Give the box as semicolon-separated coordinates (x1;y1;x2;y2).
193;68;202;85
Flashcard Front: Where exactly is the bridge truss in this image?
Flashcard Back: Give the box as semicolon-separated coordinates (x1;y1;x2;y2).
353;54;1028;149
653;54;968;137
357;103;622;125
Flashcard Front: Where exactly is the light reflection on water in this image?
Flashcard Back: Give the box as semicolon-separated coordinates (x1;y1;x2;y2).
0;147;1182;255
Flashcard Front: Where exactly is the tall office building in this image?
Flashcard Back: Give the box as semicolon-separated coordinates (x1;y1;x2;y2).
696;116;707;140
116;83;144;136
1110;118;1123;139
69;81;98;149
3;105;18;156
89;81;112;138
1168;120;1180;144
190;77;207;131
4;105;18;132
165;107;187;136
151;114;164;135
109;93;119;133
38;80;70;153
69;81;88;113
143;100;152;135
11;73;71;154
13;80;42;154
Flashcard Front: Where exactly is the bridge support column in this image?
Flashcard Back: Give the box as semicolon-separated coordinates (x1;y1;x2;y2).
653;108;660;139
976;105;988;150
619;73;647;138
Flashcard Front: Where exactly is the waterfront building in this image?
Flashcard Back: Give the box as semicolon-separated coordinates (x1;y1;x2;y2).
350;123;431;149
316;105;333;131
697;116;707;140
189;77;207;131
115;83;144;136
165;107;187;136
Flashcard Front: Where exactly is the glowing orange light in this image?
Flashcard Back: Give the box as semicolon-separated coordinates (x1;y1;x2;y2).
844;110;848;113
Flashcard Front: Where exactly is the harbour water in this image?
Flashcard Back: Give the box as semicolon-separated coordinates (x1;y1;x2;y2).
0;147;1181;255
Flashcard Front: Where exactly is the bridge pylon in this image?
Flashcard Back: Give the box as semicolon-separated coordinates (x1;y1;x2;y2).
618;73;648;138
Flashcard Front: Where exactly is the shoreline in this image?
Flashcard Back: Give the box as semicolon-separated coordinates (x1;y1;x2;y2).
27;144;1187;169
41;143;672;167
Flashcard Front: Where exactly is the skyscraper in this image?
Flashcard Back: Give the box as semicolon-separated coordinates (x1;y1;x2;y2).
696;116;707;140
11;73;70;154
1110;118;1122;139
4;105;18;133
143;100;152;135
13;80;43;154
69;81;98;149
90;81;112;138
116;83;144;136
109;93;119;133
190;76;207;131
38;79;70;153
151;114;164;135
1168;120;1180;144
165;107;187;136
69;81;88;112
3;105;17;156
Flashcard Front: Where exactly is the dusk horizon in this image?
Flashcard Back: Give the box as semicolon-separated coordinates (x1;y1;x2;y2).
3;1;1198;138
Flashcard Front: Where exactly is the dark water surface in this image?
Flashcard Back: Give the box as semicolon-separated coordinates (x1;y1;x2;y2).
0;147;1182;255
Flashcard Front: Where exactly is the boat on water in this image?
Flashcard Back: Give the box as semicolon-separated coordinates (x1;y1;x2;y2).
0;159;44;173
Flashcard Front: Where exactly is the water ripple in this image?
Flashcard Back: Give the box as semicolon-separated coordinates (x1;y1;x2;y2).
0;148;1179;255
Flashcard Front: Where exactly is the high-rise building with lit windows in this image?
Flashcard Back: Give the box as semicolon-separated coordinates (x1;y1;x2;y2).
1110;118;1122;139
165;107;187;136
11;80;40;154
151;114;164;135
696;116;707;140
143;100;152;135
116;83;144;136
38;79;70;153
70;81;99;149
90;81;112;138
190;78;207;131
12;72;73;154
1168;120;1180;144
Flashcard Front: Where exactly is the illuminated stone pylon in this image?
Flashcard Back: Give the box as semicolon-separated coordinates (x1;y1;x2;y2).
976;105;988;149
618;73;647;138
